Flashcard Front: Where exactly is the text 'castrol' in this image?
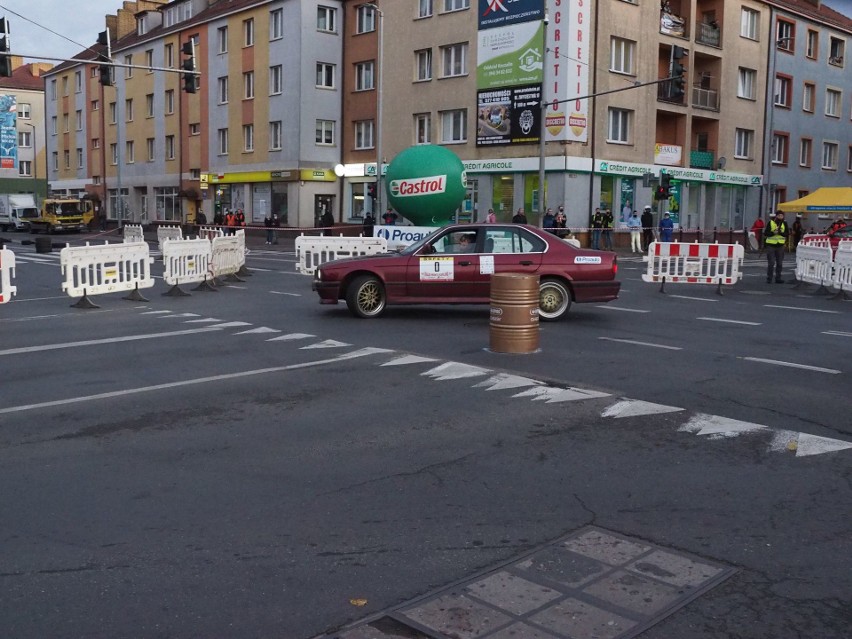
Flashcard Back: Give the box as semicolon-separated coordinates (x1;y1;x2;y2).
390;175;446;198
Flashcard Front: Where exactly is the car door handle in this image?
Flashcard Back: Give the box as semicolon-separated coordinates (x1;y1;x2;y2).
519;260;533;265
459;260;472;266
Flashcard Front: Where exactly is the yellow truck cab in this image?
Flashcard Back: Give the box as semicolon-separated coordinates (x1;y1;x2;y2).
26;199;94;234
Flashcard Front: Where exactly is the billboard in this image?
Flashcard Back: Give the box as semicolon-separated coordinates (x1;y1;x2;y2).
477;21;544;89
544;0;590;143
0;95;17;169
476;84;542;146
478;0;545;31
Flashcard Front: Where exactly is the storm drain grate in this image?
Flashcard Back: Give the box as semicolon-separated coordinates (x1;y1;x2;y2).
328;526;736;639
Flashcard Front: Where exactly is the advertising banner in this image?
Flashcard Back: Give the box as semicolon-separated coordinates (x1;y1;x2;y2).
544;0;590;143
654;143;683;166
0;95;17;170
477;21;544;89
478;0;545;31
476;84;542;146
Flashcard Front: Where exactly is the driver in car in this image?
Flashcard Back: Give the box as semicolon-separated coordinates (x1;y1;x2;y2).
458;233;476;252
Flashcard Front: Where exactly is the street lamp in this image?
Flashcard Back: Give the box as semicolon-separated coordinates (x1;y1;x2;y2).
764;35;794;217
537;11;549;225
364;3;384;218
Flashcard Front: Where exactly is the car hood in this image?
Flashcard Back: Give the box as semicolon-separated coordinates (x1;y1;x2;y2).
318;252;404;270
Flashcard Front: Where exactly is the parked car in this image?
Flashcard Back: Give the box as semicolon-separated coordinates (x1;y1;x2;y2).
312;223;620;319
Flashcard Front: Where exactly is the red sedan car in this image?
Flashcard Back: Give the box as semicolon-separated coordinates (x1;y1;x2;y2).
312;223;620;319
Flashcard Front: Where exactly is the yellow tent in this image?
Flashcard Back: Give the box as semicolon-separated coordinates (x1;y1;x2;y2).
777;187;852;215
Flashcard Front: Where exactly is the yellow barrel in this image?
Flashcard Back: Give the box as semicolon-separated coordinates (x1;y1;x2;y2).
489;272;540;353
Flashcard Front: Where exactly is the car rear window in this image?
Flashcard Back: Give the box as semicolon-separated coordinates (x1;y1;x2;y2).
483;228;545;254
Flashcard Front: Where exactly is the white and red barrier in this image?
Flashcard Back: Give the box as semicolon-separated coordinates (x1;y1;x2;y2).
162;238;213;288
156;225;183;252
123;224;145;244
295;234;387;275
60;241;154;307
799;234;831;248
829;242;852;298
198;225;224;241
642;241;744;292
794;244;834;287
0;246;16;304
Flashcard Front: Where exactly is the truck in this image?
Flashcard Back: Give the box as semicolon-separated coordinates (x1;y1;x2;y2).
25;198;95;234
0;194;40;232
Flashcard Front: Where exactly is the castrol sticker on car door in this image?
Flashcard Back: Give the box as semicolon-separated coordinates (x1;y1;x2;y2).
420;257;454;281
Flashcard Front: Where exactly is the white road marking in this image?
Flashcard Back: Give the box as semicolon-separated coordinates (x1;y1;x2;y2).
512;386;610;403
679;414;767;438
763;304;840;314
0;327;222;357
270;291;301;296
823;330;852;338
157;312;200;318
602;399;684;418
183;318;223;323
473;373;542;391
596;306;650;313
235;327;281;335
267;332;315;341
0;348;392;415
140;310;172;315
598;337;682;350
669;295;718;302
795;433;852;457
423;362;491;380
300;339;351;349
742;357;841;374
697;317;761;326
381;355;439;366
209;321;252;328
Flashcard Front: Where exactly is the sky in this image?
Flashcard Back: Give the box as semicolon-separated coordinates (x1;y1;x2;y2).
2;0;852;63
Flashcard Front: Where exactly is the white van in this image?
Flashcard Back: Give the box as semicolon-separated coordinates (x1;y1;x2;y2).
0;194;39;231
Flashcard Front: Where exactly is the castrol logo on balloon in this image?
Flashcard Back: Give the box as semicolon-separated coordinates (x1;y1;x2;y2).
389;175;447;198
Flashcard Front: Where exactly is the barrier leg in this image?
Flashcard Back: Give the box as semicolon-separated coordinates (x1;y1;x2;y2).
193;275;218;292
225;273;246;283
237;263;253;277
812;281;831;295
788;274;806;290
71;289;100;309
123;283;150;302
828;284;852;301
659;276;667;294
715;278;724;296
162;284;191;297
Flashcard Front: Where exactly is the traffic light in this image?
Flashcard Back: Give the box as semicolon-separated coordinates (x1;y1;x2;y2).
670;46;688;100
97;30;112;86
367;183;377;200
655;186;668;201
661;173;672;192
182;41;196;93
0;18;12;78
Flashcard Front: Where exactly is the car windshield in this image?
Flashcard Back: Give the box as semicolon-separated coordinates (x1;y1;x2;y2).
398;227;448;255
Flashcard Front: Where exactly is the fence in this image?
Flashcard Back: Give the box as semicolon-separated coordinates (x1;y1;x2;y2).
60;241;154;307
642;241;744;294
162;238;214;294
295;235;388;275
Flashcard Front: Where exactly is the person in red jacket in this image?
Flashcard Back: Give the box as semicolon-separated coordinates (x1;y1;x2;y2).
750;216;765;250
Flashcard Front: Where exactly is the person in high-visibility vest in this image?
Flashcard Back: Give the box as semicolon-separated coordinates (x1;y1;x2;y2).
763;210;789;283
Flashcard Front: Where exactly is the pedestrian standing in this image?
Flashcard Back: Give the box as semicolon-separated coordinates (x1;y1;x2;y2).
602;209;614;250
750;217;765;250
555;207;568;238
382;207;398;225
791;215;804;249
641;205;654;250
486;208;497;223
591;208;603;250
512;208;527;224
322;208;335;236
264;213;274;244
627;211;642;253
225;209;237;235
363;211;375;237
236;209;246;232
764;210;789;283
659;212;674;242
271;212;280;244
542;207;556;233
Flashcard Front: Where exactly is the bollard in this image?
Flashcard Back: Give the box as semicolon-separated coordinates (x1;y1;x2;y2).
489;273;540;354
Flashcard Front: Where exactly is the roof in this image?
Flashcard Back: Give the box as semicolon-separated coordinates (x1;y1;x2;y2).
0;63;52;91
778;188;852;214
768;0;852;33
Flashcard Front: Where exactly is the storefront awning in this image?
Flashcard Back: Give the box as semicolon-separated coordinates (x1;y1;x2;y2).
777;188;852;214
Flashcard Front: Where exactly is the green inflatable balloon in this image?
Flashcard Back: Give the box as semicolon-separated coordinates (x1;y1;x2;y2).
385;145;467;226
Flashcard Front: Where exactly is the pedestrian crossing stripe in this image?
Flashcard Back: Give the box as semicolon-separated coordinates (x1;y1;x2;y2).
473;373;542;391
602;399;684;418
423;362;491;380
382;355;439;366
513;386;611;403
679;413;767;438
300;339;351;349
267;333;315;341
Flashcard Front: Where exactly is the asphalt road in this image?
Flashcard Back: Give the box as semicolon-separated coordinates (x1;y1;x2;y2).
0;232;849;639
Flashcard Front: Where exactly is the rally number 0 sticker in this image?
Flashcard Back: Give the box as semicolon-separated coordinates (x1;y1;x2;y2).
419;256;455;281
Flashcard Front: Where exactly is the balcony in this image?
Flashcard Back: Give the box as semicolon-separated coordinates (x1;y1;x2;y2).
696;21;721;47
658;81;686;105
692;84;719;110
690;149;715;169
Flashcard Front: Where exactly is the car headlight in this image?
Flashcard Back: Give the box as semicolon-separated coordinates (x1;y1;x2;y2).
314;269;323;281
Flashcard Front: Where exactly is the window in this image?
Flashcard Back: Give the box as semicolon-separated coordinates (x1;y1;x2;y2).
75;70;82;92
91;99;99;111
145;49;154;71
357;5;377;34
63;114;69;132
50;79;57;100
415;49;432;81
63;150;70;169
415;113;431;144
165;135;175;160
440;109;467;143
147;138;155;161
125;98;133;122
799;138;812;167
737;68;756;99
244;18;255;46
803;82;815;112
75;110;83;130
269;121;282;150
848;146;852;172
110;143;118;165
776;20;794;53
218;76;229;103
19;103;31;119
822;141;838;169
52;152;58;171
774;74;791;108
62;76;68;96
317;6;337;33
126;141;135;164
829;37;845;66
355;120;375;149
146;94;154;117
124;55;133;78
825;88;841;117
735;128;753;159
771;132;789;165
244;72;255;99
92;138;100;149
316;119;335;145
806;30;818;60
316;63;335;88
269;65;283;94
270;9;283;40
51;116;57;134
165;90;175;114
355;61;375;91
610;37;635;75
218;128;229;155
419;0;433;18
165;43;174;68
441;43;468;77
18;161;32;177
189;123;200;135
607;108;631;143
109;102;117;124
18;131;32;147
444;0;469;11
243;124;254;152
741;8;760;40
217;26;228;53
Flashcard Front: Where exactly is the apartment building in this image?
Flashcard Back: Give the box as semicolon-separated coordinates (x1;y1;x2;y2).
763;0;851;226
0;58;51;201
45;0;343;228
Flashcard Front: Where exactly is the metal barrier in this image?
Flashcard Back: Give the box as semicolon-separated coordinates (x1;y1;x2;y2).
123;224;145;244
162;237;214;295
156;225;183;252
0;246;16;304
211;232;244;281
60;241;154;308
642;241;744;294
295;235;388;275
